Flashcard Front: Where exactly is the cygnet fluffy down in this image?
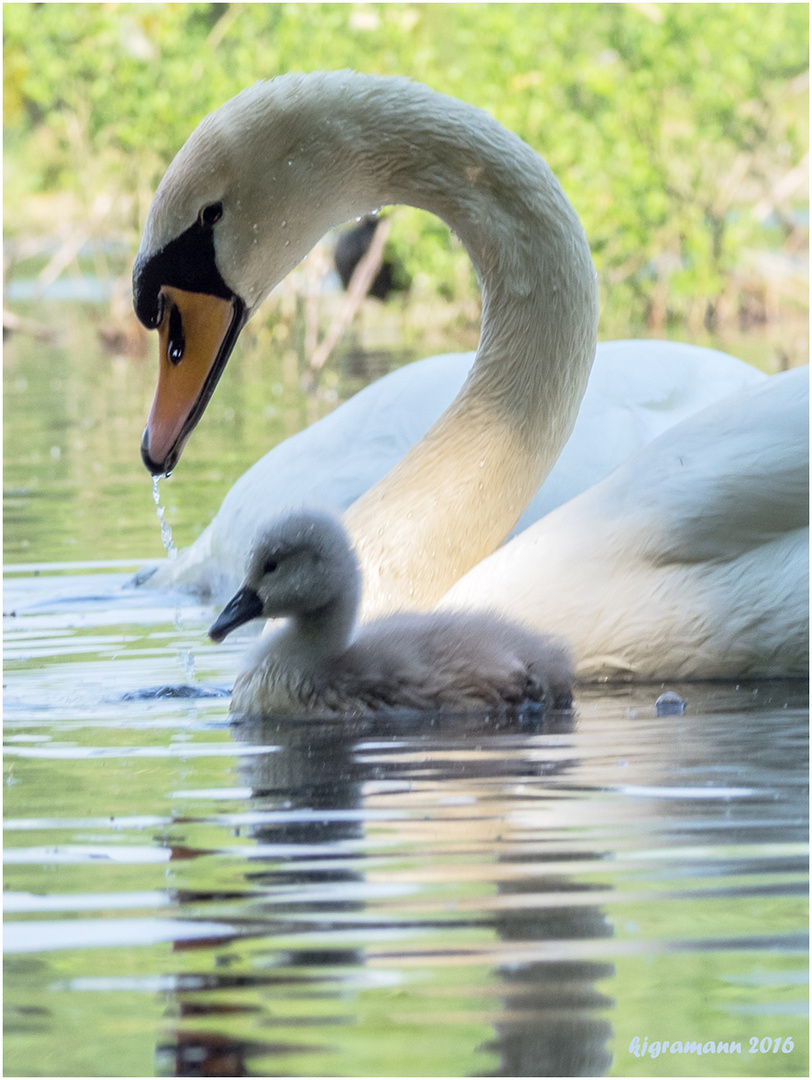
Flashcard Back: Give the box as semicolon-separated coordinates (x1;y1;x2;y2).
209;510;574;715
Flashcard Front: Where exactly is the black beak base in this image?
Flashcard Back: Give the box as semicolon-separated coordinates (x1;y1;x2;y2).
209;586;264;643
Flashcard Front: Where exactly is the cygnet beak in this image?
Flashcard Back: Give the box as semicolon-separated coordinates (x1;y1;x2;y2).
209;586;264;643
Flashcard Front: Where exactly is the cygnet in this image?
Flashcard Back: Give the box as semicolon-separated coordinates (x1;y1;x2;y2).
209;509;574;716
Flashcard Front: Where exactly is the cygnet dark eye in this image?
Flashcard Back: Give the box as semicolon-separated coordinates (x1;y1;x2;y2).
263;558;279;575
199;202;223;228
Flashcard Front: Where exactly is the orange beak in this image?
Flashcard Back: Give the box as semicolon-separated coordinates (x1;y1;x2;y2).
141;286;245;475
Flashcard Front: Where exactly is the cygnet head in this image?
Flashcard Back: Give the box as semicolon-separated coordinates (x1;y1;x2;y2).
209;509;360;643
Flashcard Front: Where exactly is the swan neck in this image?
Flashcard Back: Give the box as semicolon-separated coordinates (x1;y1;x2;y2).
274;76;599;615
223;75;599;615
334;81;598;458
224;77;598;351
317;80;600;474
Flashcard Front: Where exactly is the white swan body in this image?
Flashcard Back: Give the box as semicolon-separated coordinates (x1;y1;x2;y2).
209;509;574;715
133;71;808;680
440;365;809;680
152;340;766;601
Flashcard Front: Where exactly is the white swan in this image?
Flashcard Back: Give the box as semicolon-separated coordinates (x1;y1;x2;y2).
133;71;808;679
208;509;574;715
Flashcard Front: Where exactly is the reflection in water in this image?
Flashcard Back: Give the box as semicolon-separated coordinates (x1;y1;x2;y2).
161;720;367;1076
160;710;615;1076
3;569;809;1077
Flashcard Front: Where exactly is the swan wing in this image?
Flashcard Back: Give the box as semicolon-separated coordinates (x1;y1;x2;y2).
440;367;809;679
614;363;808;560
515;339;764;529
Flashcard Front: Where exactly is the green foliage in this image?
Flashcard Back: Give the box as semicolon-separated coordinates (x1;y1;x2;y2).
3;2;808;329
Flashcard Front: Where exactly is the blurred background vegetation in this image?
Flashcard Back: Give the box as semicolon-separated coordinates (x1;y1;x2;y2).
3;1;809;354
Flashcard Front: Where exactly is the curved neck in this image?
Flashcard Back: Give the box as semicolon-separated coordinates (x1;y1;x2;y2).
227;75;599;615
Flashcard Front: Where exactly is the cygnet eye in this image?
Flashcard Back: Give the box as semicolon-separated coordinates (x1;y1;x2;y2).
263;558;279;575
199;202;223;228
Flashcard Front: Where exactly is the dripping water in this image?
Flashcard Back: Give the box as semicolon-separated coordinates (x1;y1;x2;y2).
152;476;196;683
152;476;178;562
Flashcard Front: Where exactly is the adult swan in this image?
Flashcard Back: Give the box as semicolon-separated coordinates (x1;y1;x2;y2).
133;72;808;680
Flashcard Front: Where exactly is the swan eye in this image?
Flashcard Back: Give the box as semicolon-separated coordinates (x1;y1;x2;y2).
199;202;223;228
167;304;185;365
263;558;279;575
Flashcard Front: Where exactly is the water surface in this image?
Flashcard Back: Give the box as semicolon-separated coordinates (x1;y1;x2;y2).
3;564;808;1077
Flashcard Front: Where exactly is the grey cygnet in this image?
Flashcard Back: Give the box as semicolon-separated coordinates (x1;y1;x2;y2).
209;509;574;716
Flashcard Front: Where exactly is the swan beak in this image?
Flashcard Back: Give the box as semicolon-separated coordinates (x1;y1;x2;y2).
141;286;246;476
209;586;264;643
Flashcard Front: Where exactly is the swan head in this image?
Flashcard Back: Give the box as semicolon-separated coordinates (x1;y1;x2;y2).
208;508;360;643
133;75;367;476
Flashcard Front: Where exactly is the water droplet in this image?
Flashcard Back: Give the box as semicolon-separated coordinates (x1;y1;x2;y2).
151;477;199;682
177;648;196;681
655;691;685;717
152;476;177;562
